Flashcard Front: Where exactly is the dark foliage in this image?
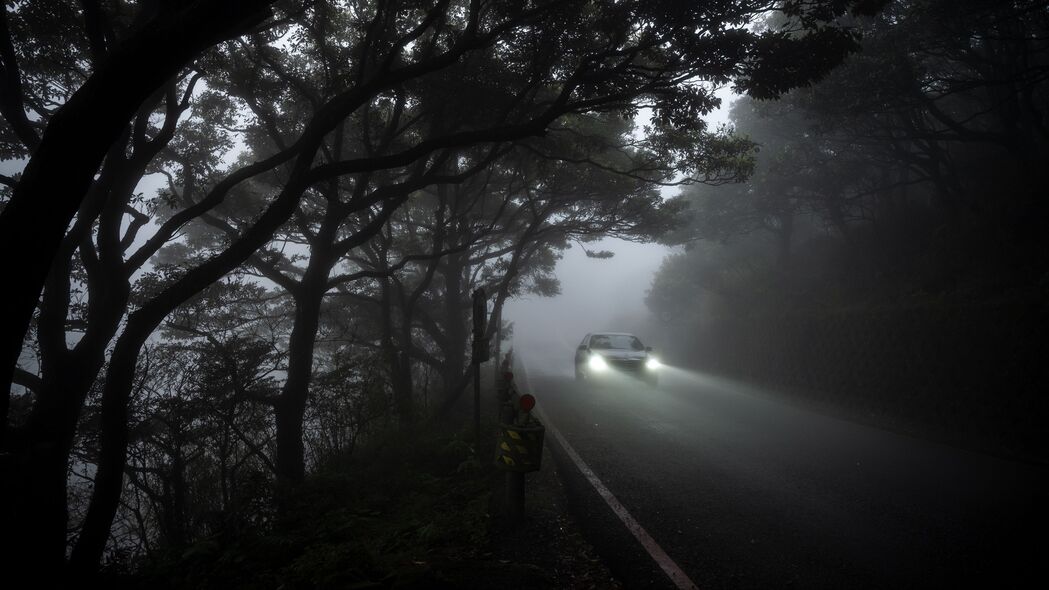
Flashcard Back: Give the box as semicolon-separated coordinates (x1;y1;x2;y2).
0;0;878;583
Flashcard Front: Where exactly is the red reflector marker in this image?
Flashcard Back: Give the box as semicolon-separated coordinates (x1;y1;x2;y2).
503;371;514;382
519;394;536;412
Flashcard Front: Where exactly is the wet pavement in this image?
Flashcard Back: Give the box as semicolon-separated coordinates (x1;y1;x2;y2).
516;359;1049;589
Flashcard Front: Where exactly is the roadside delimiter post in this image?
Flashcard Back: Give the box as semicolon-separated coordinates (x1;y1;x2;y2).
494;370;544;524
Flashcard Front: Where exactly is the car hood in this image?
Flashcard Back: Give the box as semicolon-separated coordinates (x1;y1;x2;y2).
594;350;647;360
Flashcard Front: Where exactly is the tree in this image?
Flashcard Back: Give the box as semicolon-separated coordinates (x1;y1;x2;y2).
1;0;878;579
0;0;279;409
649;0;1049;329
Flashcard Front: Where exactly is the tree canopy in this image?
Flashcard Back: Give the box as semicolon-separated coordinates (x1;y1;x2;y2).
649;0;1049;323
0;0;880;581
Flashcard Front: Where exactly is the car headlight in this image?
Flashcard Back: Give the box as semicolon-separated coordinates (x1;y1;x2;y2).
588;354;608;371
645;357;661;370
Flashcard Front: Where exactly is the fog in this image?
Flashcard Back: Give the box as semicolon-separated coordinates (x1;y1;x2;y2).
504;238;672;376
505;87;734;376
6;2;1046;586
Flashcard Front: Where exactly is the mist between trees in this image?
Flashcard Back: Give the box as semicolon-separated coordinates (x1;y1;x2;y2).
1;0;1030;583
646;1;1048;458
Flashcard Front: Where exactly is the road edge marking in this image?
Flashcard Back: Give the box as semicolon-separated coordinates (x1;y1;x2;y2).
517;360;699;590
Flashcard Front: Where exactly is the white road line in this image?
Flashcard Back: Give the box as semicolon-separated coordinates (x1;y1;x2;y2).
516;359;699;590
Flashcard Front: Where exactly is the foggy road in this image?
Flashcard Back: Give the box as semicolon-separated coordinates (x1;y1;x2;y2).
516;358;1049;589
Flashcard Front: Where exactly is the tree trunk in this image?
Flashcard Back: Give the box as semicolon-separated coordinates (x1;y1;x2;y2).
275;274;327;493
392;332;415;427
383;277;417;427
2;401;81;584
166;444;189;549
68;327;145;574
440;253;468;395
2;276;128;580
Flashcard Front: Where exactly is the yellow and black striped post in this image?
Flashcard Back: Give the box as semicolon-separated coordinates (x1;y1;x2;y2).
493;369;545;523
495;421;545;472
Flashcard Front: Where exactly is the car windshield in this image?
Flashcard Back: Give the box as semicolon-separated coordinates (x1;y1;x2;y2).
590;334;644;350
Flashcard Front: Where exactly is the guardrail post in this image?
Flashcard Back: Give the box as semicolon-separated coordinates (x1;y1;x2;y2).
493;368;543;524
506;471;525;523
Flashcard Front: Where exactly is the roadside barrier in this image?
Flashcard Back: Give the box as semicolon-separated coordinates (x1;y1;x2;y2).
493;350;545;522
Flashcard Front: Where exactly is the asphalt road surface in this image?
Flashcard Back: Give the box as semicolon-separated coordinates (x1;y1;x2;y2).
516;359;1048;589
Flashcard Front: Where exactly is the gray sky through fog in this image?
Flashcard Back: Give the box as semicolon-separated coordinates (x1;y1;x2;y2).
504;238;676;375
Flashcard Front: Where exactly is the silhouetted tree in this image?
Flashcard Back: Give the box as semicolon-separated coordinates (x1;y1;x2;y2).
0;0;878;579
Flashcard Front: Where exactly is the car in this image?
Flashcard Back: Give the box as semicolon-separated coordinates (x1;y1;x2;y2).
574;332;661;387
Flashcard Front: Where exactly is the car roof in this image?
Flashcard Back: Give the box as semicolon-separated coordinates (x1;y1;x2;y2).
589;332;638;337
